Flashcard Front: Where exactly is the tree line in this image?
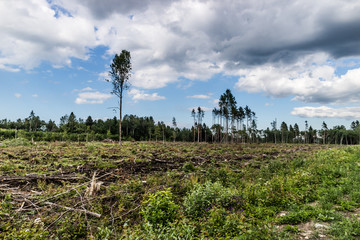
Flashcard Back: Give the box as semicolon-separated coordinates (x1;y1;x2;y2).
1;90;360;145
0;110;212;142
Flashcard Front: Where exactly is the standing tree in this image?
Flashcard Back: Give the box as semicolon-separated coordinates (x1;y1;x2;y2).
107;50;132;145
305;120;309;144
196;107;205;142
172;117;177;142
271;119;277;144
321;121;328;144
191;109;196;142
294;123;300;142
280;121;288;143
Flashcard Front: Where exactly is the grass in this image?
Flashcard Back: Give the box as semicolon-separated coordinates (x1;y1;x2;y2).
1;141;360;239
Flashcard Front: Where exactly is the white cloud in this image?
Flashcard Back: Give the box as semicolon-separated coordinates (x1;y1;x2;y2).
235;56;360;104
2;0;360;102
0;0;97;70
14;93;21;98
187;94;211;99
98;71;109;82
80;87;94;92
128;88;165;102
75;91;113;104
32;94;38;98
212;99;219;106
291;106;360;120
0;64;20;72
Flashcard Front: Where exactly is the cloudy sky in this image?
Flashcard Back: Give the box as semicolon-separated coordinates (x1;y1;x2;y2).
1;0;360;130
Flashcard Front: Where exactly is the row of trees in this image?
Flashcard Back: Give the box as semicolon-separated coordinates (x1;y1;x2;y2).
1;109;360;145
265;120;360;145
0;110;213;142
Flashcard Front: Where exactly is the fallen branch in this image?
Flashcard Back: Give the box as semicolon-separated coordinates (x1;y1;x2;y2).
153;159;169;163
44;201;101;218
118;204;141;219
28;171;114;207
0;174;84;182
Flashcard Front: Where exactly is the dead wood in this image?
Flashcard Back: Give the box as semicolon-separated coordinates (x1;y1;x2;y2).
44;201;101;218
0;174;84;182
153;158;170;163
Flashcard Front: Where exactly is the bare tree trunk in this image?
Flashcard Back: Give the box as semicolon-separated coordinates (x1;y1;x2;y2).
205;128;206;142
274;131;277;144
198;125;200;143
119;91;122;145
163;127;165;144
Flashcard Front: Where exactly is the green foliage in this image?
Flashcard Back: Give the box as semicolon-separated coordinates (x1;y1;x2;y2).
329;217;360;239
201;206;245;238
277;209;314;225
183;181;243;219
283;225;299;233
142;188;179;226
55;217;87;239
96;226;112;240
4;225;49;240
206;167;232;186
0;194;12;214
122;220;197;240
315;209;341;222
2;137;32;146
337;200;358;212
182;161;195;172
4;142;360;239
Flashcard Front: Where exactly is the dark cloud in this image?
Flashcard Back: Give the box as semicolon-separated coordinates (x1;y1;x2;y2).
199;1;360;67
71;0;360;69
294;19;360;59
76;0;178;19
221;18;360;67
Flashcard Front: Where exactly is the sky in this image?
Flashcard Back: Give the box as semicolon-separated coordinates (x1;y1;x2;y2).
1;0;360;130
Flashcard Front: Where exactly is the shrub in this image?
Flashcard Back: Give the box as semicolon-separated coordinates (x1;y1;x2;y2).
3;137;31;146
202;206;244;238
277;209;314;225
330;217;360;239
142;188;179;226
183;181;243;219
182;162;195;172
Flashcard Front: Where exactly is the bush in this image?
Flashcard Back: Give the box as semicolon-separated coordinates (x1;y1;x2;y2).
182;162;195;172
2;137;31;146
183;181;243;219
142;188;179;226
330;217;360;239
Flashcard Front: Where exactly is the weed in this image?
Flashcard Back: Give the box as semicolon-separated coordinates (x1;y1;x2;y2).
283;225;299;233
142;188;179;226
182;162;196;172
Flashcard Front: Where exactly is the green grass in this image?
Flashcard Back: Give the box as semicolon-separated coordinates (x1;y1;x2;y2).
1;141;360;239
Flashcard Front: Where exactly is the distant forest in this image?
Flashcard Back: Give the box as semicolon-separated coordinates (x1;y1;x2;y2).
1;89;360;144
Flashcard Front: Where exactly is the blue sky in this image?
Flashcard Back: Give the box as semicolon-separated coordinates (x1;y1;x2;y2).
1;0;360;131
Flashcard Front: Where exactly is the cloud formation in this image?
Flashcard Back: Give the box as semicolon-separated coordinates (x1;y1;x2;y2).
235;60;360;104
2;0;360;108
128;88;165;102
75;89;113;104
187;94;211;99
0;0;96;71
291;106;360;120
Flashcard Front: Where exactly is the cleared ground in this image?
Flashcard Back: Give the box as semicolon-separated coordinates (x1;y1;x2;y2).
1;139;359;239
